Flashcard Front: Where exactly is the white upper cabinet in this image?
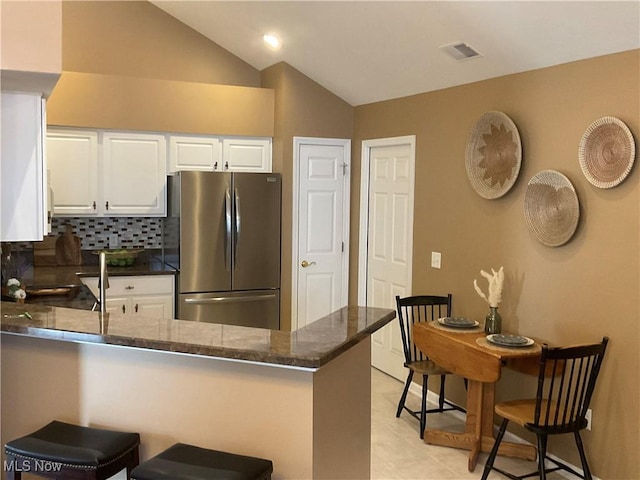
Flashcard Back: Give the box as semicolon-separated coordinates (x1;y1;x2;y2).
169;135;222;172
222;137;272;172
46;129;167;217
47;129;99;216
1;92;48;241
102;132;167;216
168;135;272;174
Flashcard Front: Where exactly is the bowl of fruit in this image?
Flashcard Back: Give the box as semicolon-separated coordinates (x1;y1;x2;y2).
93;249;143;267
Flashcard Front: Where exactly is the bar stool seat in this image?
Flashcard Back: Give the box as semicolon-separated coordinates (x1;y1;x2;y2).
131;443;273;480
4;420;140;480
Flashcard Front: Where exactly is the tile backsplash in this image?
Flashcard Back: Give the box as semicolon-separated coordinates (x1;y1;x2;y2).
48;217;163;250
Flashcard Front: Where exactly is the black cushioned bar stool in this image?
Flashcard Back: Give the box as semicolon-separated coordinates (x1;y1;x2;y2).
131;443;273;480
4;420;140;480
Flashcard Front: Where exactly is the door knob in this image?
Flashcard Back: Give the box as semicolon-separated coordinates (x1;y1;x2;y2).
301;260;316;268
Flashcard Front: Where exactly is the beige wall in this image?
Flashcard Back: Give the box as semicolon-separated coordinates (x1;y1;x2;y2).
261;62;354;330
47;71;274;136
62;0;259;88
0;0;62;95
1;1;61;74
353;50;639;480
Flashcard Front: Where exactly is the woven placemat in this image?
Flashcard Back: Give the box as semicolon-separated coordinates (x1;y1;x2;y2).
476;336;541;353
579;116;635;189
524;170;580;247
430;320;484;334
465;111;522;199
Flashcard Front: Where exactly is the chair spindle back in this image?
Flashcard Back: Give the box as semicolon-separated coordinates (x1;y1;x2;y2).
532;337;608;435
395;295;452;365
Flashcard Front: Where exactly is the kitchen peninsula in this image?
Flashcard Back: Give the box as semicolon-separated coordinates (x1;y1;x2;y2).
1;302;394;479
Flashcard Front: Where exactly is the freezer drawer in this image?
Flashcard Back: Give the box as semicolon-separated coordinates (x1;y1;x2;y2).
178;290;279;330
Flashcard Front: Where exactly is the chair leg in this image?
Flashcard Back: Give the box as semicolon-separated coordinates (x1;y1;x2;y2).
481;418;509;480
126;446;140;479
396;370;414;418
574;430;592;480
420;374;429;439
537;433;548;480
438;375;446;410
5;454;21;480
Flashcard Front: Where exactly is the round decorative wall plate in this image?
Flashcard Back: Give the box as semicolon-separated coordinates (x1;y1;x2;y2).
524;170;580;247
465;111;522;199
578;116;635;189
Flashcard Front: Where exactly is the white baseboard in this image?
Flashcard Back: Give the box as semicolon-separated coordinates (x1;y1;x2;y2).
407;381;601;480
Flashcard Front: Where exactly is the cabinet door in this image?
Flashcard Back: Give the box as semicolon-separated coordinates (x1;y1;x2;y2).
105;297;129;316
102;132;167;216
132;294;174;319
169;135;222;173
1;92;47;241
47;129;99;216
222;137;272;173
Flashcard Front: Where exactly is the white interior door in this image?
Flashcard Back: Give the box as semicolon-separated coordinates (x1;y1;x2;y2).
293;138;350;330
359;137;415;380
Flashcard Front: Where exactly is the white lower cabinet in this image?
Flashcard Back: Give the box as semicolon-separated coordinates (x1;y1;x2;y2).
83;274;175;319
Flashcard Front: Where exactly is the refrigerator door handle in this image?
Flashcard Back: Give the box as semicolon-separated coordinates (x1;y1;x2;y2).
184;294;277;304
225;188;232;271
234;188;241;266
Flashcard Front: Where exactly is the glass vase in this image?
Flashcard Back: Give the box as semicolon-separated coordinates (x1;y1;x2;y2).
484;306;502;334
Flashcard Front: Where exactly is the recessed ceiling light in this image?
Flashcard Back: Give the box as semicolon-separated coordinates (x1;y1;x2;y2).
263;34;281;50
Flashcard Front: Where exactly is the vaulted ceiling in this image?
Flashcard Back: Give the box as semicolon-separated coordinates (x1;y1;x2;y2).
151;1;640;106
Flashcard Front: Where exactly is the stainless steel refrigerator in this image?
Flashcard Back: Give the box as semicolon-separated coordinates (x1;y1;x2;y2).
165;171;281;329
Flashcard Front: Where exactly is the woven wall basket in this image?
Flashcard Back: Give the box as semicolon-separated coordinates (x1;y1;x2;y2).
465;111;522;199
578;116;635;188
524;170;580;247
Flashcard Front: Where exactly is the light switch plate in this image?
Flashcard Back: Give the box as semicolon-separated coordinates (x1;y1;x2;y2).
431;252;442;269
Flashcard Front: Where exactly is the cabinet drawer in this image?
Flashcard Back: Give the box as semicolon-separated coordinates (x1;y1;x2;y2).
82;275;174;297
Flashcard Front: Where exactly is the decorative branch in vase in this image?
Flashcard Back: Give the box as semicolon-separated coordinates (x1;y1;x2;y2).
473;266;504;334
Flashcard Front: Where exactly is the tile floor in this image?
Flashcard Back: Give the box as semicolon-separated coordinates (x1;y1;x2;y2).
370;367;567;480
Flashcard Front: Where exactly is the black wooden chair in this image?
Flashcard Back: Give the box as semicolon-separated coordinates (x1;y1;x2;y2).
481;336;609;480
395;294;466;439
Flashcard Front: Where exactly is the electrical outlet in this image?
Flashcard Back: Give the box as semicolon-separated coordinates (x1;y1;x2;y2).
109;233;119;249
431;252;442;269
585;408;592;431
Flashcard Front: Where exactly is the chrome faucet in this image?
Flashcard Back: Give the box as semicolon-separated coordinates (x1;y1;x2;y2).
98;251;109;314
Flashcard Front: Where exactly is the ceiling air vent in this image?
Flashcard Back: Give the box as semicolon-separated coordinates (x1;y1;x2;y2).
440;42;481;61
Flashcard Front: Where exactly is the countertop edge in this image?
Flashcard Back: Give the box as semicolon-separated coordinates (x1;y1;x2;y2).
1;304;395;370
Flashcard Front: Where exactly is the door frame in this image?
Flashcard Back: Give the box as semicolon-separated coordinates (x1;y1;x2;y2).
291;136;351;331
357;135;416;307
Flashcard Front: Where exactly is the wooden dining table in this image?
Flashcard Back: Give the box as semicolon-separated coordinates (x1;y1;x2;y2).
413;321;542;472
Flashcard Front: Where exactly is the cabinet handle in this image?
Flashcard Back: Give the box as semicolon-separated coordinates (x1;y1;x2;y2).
93;201;96;210
135;304;139;313
122;305;125;314
105;201;109;210
125;286;134;290
225;161;229;170
214;161;218;170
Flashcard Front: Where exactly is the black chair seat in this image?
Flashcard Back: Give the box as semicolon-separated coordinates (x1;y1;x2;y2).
131;443;273;480
4;420;140;479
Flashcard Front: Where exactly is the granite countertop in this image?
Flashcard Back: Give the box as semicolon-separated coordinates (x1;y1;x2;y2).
11;251;177;310
1;302;395;369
